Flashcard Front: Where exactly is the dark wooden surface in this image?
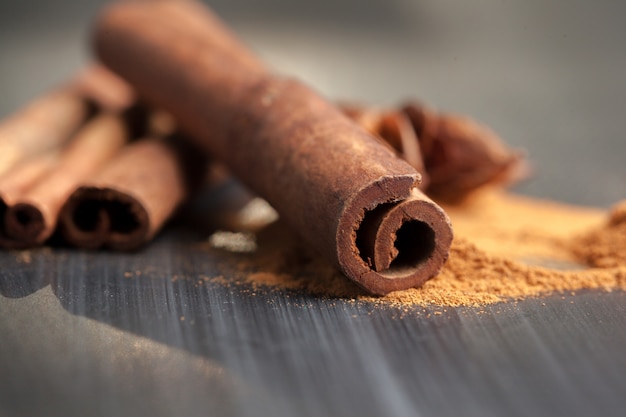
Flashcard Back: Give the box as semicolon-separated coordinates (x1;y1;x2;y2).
1;1;625;416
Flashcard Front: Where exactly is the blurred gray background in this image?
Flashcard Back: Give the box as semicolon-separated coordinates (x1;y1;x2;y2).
1;0;625;207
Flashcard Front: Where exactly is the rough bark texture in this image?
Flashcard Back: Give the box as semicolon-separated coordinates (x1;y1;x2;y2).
403;102;527;201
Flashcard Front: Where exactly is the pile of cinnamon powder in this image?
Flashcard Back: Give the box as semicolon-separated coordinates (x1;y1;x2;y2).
570;201;626;268
207;189;626;307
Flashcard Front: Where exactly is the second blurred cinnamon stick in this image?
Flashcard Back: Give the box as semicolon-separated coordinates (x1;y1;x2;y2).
59;138;200;251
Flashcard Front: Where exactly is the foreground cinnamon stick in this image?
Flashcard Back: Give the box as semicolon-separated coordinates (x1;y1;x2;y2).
94;0;453;295
341;104;428;183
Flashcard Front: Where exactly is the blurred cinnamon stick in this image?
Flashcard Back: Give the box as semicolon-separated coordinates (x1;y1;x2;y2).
0;66;142;248
0;61;203;250
0;114;130;248
94;0;453;295
0;65;135;178
0;152;59;245
59;137;203;251
0;85;89;179
74;64;136;112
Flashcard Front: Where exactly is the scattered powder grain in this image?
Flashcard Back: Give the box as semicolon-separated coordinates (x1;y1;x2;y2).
14;250;33;264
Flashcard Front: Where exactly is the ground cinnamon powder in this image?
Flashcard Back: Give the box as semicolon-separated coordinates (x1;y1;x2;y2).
213;189;626;307
570;201;626;268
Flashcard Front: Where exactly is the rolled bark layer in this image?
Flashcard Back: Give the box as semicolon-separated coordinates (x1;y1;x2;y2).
94;0;453;295
59;139;191;251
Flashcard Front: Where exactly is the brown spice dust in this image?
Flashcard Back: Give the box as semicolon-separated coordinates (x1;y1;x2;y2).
229;189;626;307
570;200;626;268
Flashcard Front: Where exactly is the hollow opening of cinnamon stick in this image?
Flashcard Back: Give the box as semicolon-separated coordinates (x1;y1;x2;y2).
5;203;45;240
71;197;141;234
106;199;142;234
70;198;102;232
356;202;438;277
62;189;148;250
390;220;436;270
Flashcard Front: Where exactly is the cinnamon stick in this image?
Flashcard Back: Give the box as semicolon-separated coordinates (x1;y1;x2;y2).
59;138;198;251
0;65;134;179
94;0;453;295
0;152;59;245
0;114;130;248
74;64;136;112
341;104;428;186
0;85;90;178
0;152;60;204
